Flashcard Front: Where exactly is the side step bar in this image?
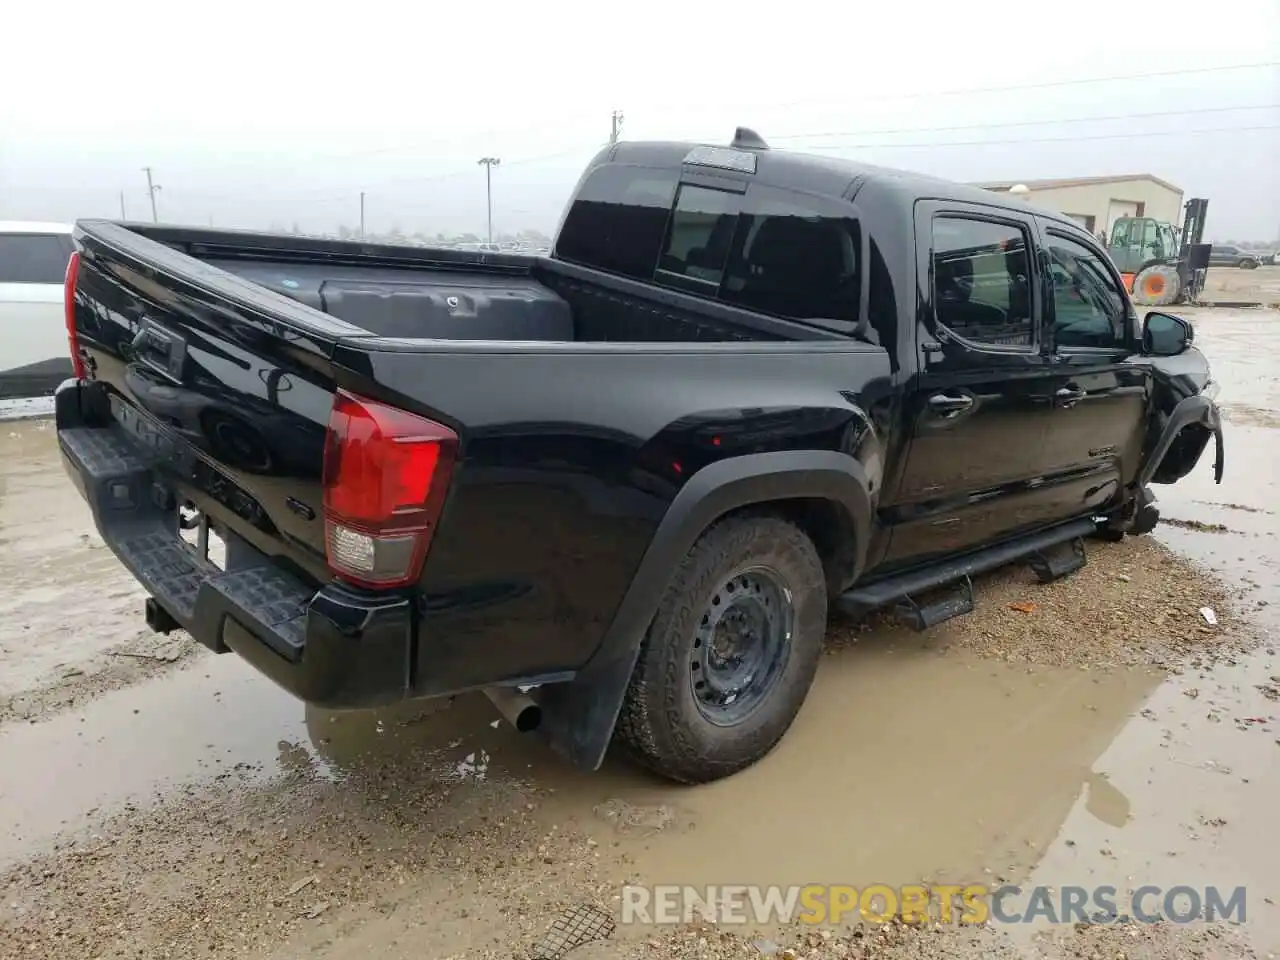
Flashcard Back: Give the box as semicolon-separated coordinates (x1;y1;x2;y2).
839;518;1097;629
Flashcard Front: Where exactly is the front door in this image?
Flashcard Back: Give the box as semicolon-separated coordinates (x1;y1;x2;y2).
882;202;1061;568
1037;221;1149;517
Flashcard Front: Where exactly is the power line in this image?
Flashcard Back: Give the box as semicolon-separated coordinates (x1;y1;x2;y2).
730;59;1279;113
207;61;1279;169
768;103;1280;143
135;61;1279;207
172;99;1277;207
798;123;1280;152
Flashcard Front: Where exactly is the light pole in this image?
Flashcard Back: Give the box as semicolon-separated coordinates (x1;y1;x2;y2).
477;157;500;245
142;167;161;222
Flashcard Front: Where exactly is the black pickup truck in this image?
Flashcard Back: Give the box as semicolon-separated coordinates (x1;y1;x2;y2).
55;129;1223;783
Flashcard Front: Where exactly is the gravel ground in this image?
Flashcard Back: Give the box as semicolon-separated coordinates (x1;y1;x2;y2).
0;529;1262;960
569;919;1261;959
3;339;1278;960
832;535;1246;670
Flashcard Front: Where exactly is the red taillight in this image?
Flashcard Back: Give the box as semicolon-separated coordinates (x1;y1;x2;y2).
64;251;85;379
321;390;458;589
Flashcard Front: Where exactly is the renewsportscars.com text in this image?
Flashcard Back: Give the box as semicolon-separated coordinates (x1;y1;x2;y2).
620;883;1248;926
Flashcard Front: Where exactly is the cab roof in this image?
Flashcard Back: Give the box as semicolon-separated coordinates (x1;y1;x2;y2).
606;134;1083;230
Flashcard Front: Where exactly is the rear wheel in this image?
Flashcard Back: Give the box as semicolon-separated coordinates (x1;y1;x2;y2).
1132;264;1181;306
615;514;828;783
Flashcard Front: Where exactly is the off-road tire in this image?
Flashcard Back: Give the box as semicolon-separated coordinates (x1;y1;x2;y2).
1132;264;1181;307
614;514;828;783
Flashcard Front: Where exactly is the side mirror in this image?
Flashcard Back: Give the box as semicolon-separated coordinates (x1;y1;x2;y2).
1143;311;1193;356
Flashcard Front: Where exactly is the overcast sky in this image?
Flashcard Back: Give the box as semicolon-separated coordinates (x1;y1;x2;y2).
1;0;1277;240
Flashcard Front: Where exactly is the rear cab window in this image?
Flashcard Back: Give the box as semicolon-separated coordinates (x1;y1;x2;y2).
656;185;738;290
0;233;72;284
554;165;677;280
554;159;869;336
718;186;862;329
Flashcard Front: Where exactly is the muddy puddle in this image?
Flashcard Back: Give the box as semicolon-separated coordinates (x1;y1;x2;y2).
0;423;152;698
1006;308;1280;951
0;656;298;864
0;635;1162;883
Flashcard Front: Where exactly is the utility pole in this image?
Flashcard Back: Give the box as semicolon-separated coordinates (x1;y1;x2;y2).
610;110;624;144
477;157;500;245
142;167;161;222
359;192;366;239
119;191;127;220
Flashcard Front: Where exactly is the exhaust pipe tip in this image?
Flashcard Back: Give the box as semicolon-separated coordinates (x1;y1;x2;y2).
483;686;542;733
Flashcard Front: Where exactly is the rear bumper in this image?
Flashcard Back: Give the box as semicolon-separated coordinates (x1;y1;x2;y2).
55;380;412;709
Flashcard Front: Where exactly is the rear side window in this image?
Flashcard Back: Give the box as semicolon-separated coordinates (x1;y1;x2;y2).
554;166;677;280
0;233;70;284
932;217;1034;348
720;188;862;327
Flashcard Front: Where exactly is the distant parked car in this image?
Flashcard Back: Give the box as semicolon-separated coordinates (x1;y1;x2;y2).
1208;244;1261;269
0;222;75;400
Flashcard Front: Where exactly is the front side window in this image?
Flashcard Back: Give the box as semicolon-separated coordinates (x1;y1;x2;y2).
718;187;861;328
932;217;1034;348
554;165;678;280
1046;232;1128;349
0;233;71;284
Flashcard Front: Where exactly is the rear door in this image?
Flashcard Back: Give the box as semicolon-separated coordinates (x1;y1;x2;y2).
0;230;74;398
1036;220;1149;517
883;202;1060;567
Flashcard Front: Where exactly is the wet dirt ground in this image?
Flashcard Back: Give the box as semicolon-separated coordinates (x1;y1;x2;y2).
1;308;1279;960
1201;265;1280;306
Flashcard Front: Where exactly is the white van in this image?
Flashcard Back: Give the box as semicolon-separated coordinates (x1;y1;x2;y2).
0;222;75;400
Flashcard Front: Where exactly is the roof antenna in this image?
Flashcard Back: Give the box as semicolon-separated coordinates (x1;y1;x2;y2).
731;127;769;150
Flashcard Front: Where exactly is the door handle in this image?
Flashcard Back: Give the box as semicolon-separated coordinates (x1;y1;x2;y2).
928;393;974;419
1055;386;1087;408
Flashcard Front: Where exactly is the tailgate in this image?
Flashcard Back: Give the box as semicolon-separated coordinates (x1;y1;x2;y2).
67;220;375;585
55;222;444;700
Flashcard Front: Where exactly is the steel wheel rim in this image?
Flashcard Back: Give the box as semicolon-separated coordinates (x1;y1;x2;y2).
690;565;795;727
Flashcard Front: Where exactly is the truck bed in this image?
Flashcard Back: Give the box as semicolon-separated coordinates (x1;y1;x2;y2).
126;222;842;345
60;219;890;716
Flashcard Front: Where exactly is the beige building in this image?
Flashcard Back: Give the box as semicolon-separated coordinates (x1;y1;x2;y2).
973;175;1184;241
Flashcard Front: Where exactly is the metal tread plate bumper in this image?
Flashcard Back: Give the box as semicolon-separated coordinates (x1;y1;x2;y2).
56;383;412;708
